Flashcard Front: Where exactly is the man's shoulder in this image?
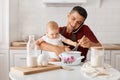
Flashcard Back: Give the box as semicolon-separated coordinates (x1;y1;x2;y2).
81;24;91;30
82;24;89;28
59;26;66;32
59;26;66;29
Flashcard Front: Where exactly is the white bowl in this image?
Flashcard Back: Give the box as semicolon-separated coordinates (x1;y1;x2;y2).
59;51;84;66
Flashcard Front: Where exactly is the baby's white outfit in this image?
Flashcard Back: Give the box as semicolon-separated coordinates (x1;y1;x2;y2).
42;34;66;60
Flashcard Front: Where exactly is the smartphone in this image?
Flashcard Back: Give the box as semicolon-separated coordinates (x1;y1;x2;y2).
73;23;83;33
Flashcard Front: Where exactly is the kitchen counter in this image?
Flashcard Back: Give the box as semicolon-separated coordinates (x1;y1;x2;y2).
10;46;26;50
10;44;120;50
102;44;120;50
9;62;120;80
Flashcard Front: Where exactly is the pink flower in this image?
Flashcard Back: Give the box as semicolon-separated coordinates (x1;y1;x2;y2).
62;57;67;63
69;56;75;63
62;56;75;64
71;56;74;59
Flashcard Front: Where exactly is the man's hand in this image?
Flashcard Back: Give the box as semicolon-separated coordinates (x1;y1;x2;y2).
55;46;65;56
78;35;91;48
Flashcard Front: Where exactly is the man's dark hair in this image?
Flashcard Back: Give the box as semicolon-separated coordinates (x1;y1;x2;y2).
70;6;87;19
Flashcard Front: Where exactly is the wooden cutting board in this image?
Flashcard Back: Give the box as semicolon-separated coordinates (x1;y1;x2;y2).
11;64;62;75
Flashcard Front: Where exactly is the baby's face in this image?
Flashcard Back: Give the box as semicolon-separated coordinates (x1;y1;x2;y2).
47;29;59;39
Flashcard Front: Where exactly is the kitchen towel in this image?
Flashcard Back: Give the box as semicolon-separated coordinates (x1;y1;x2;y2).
81;62;112;78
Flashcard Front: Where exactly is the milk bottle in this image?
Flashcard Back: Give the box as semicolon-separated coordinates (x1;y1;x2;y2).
90;47;104;67
26;35;37;67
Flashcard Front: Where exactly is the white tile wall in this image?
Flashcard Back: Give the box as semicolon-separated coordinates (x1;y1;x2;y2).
10;0;120;44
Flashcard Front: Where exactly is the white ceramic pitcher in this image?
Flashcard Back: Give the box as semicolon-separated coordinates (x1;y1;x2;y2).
37;51;49;66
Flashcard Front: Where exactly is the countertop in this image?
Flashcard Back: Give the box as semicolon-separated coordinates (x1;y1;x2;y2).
9;62;120;80
102;44;120;50
10;44;120;50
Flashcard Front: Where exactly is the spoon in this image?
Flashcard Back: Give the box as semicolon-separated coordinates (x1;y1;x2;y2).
72;35;85;51
72;45;79;51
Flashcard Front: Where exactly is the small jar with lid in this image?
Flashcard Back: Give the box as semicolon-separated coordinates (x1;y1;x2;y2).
90;47;104;67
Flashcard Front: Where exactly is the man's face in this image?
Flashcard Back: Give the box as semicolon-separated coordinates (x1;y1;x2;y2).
67;11;85;31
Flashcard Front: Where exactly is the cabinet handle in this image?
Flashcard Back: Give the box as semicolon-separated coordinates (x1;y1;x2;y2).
20;58;26;60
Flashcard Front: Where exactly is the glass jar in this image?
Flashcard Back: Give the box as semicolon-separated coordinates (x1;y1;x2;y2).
90;47;104;67
26;35;37;67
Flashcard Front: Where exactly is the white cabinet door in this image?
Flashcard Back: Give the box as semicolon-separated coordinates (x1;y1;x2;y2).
86;50;111;65
10;50;41;67
0;0;9;49
111;50;120;71
0;50;9;80
10;50;26;67
104;50;111;65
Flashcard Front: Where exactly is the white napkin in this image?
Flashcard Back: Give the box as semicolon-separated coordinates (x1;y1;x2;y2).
81;62;112;78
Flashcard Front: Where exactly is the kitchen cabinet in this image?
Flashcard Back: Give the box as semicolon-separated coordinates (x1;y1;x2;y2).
10;50;27;67
0;50;9;80
0;0;9;79
10;49;41;67
0;0;9;49
10;44;120;71
87;49;120;71
10;49;112;67
86;50;111;65
104;50;111;65
111;50;120;71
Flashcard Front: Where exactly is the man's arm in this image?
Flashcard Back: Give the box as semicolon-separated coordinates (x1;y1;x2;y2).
37;41;65;55
80;26;101;48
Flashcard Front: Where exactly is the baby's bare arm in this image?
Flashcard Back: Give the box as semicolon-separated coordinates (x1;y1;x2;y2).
35;38;44;45
63;39;77;47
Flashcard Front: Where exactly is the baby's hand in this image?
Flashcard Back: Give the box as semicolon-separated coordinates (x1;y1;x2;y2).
35;38;44;45
64;46;71;51
74;42;78;47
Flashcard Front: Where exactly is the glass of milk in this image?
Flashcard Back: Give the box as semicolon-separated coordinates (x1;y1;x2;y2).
90;47;104;67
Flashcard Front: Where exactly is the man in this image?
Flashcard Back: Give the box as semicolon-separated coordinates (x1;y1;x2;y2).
37;6;101;62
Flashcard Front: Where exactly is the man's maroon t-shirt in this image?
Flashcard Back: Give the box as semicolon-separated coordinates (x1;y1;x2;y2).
59;25;99;62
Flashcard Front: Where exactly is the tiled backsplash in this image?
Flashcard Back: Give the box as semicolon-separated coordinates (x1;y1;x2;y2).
10;0;120;44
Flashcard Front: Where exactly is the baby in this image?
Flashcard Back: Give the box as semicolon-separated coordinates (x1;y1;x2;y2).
36;21;77;61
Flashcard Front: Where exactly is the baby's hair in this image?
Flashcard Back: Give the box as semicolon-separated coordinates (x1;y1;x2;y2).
46;21;59;31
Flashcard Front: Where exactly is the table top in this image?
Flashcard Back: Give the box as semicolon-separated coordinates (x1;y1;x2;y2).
9;62;120;80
